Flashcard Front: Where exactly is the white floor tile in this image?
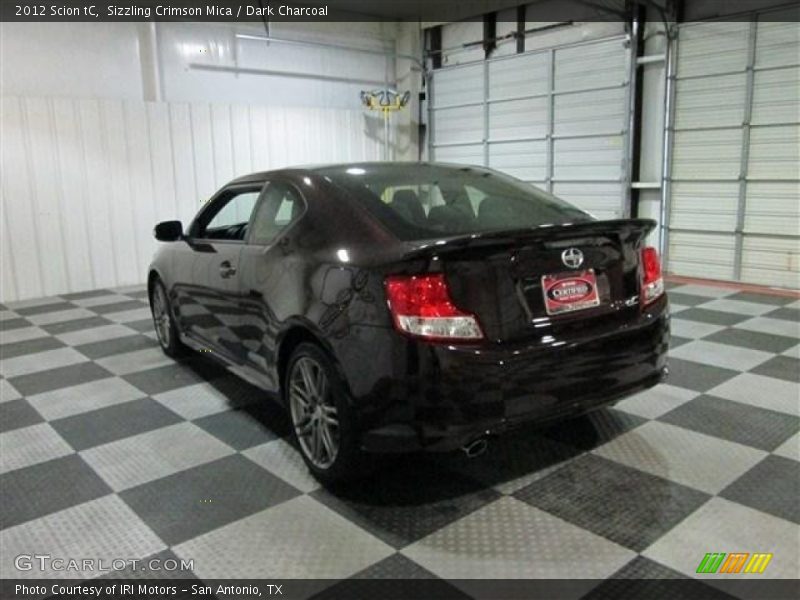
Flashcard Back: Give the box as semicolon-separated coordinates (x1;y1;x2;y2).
27;377;144;420
701;298;778;317
669;319;726;339
81;422;234;491
670;340;774;372
0;379;22;403
736;317;800;338
55;324;138;347
669;284;735;298
243;439;320;494
773;433;799;462
643;497;800;579
0;347;87;378
105;308;152;324
27;308;97;326
152;382;248;420
173;495;394;579
402;497;635;580
0;495;165;579
708;373;800;416
615;384;700;420
95;348;174;376
0;423;74;475
0;326;49;344
593;421;767;495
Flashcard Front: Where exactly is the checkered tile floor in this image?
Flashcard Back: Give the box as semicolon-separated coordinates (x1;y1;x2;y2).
1;282;798;591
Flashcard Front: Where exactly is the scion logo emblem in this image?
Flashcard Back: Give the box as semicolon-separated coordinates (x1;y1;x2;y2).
561;248;584;269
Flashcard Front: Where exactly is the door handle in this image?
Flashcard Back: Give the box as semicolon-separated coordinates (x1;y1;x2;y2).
219;261;237;278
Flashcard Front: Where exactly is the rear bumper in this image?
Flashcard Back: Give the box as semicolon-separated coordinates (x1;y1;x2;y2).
351;296;670;453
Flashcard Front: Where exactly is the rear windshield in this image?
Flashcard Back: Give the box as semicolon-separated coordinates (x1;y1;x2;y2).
316;163;593;241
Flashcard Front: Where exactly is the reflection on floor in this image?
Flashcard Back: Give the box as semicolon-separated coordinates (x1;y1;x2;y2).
0;282;798;592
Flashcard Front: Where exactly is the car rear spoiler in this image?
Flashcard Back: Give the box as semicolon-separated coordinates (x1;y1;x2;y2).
401;219;657;260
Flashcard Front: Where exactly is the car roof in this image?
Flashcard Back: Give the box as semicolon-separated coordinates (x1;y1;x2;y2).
226;161;489;186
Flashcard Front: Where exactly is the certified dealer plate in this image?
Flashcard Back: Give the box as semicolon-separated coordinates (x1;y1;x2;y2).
542;269;601;315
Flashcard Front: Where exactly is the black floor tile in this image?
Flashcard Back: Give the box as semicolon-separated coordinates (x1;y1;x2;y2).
14;301;76;316
514;454;710;552
50;397;183;451
60;289;113;300
125;318;155;333
192;403;289;450
434;427;583;490
659;395;800;452
120;454;300;545
0;399;44;433
0;454;111;529
585;556;736;600
90;300;148;315
750;356;800;383
667;292;711;307
75;334;158;360
313;555;471;600
665;358;739;392
0;336;64;359
125;290;151;300
540;409;647;452
0;318;32;332
727;292;795;306
311;459;502;549
720;456;800;524
675;308;749;326
41;316;112;335
669;335;692;349
123;363;208;396
764;307;800;323
8;362;111;396
704;328;797;354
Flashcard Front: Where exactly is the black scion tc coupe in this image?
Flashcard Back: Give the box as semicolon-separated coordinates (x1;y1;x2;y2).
149;162;669;483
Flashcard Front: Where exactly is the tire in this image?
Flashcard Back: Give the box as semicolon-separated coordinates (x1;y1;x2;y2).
150;279;187;358
284;342;370;484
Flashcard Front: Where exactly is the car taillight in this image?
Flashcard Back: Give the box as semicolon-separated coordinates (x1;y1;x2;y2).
640;246;664;306
384;273;484;342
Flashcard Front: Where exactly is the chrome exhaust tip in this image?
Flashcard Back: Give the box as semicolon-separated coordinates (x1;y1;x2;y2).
462;437;488;459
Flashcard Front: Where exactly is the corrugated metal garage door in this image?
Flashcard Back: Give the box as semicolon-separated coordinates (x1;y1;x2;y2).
667;12;799;288
430;36;632;220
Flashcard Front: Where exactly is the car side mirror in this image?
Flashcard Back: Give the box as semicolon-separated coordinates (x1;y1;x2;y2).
154;220;183;242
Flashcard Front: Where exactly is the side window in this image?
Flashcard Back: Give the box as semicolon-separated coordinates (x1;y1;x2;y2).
249;182;305;245
196;188;261;241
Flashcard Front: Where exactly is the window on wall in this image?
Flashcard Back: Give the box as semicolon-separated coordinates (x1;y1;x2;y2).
195;188;262;241
249;182;305;245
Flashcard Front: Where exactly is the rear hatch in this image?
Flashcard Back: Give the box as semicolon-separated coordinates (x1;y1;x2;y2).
400;219;656;344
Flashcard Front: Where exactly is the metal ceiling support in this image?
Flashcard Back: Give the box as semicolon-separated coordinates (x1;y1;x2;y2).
516;5;526;54
546;48;556;195
482;60;489;167
484;12;497;59
430;26;443;70
733;18;759;280
426;72;435;161
658;27;678;265
624;5;644;218
235;33;425;71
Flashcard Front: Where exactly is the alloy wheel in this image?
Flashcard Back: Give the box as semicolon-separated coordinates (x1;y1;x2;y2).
289;356;340;469
151;285;171;348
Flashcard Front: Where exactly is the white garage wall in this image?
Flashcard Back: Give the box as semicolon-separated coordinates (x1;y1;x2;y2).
0;21;409;303
0;21;397;107
0;97;389;303
666;11;800;288
429;34;631;220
